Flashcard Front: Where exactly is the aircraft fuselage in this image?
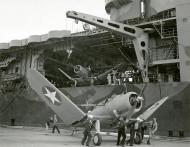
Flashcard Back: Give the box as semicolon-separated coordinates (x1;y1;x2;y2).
88;92;143;121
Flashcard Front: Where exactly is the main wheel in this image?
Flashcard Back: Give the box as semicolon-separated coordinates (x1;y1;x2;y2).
93;133;102;146
134;133;142;144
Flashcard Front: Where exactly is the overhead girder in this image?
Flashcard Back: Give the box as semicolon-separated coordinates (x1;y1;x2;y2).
66;11;149;82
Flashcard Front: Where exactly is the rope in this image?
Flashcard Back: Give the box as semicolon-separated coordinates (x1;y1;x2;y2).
140;83;147;96
117;46;140;70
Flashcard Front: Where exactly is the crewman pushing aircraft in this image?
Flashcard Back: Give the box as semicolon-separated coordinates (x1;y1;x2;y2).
117;116;126;147
81;119;94;146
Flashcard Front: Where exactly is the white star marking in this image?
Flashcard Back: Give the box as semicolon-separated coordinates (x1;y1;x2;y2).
44;87;61;104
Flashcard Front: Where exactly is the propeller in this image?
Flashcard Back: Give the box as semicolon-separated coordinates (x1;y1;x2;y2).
136;96;144;102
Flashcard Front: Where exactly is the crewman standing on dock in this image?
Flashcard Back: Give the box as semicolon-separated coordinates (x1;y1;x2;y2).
147;118;158;145
52;114;60;134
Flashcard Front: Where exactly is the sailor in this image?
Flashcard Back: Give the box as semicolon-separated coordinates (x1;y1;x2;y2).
133;118;144;144
45;116;54;131
116;116;126;147
52;114;60;134
127;121;135;146
146;118;158;145
112;70;117;85
107;73;112;85
45;119;50;131
139;121;146;141
81;119;94;146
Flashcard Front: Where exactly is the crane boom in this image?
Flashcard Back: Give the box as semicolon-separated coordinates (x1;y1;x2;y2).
66;11;143;39
66;11;149;82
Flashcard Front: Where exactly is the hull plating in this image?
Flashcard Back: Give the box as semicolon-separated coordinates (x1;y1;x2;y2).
0;82;189;136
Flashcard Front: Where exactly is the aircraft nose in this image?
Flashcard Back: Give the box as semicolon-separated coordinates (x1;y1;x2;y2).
129;94;143;110
74;65;80;73
134;97;143;110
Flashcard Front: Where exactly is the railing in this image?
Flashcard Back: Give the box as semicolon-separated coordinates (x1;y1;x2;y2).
148;72;180;83
0;57;16;68
149;45;178;63
125;8;176;25
162;28;177;38
0;73;21;82
0;74;24;93
71;27;106;36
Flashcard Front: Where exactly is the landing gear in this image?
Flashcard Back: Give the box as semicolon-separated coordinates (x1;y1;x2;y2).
93;120;102;146
93;133;102;146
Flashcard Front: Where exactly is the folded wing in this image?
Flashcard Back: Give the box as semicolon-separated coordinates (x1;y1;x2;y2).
138;96;169;121
26;69;85;125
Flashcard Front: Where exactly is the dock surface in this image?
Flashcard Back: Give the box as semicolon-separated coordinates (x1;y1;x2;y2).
0;127;189;147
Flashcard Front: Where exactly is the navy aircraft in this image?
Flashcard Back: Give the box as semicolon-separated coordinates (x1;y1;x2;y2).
58;63;122;86
26;68;168;145
46;57;122;86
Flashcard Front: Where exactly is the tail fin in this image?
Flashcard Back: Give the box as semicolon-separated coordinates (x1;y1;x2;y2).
26;69;85;125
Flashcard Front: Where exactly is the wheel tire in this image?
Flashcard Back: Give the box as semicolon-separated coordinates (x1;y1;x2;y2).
93;133;102;146
134;133;141;144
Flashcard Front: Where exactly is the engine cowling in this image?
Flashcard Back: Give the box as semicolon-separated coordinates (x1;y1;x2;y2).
89;92;143;118
74;65;89;79
128;92;143;113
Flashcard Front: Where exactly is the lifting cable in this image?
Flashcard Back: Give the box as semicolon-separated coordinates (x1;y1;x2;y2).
117;46;140;70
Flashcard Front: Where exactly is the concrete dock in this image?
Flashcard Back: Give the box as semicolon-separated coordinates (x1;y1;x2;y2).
0;126;189;147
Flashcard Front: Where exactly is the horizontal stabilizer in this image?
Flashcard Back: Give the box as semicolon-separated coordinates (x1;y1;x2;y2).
26;69;85;125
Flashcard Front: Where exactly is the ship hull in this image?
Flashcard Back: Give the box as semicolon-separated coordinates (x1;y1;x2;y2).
0;82;190;137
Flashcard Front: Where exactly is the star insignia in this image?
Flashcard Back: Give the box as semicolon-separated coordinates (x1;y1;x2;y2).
44;87;61;104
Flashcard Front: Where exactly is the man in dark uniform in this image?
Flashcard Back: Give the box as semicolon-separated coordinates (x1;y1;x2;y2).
81;119;94;146
126;121;135;146
116;116;126;147
52;114;60;134
134;118;144;144
139;121;146;141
